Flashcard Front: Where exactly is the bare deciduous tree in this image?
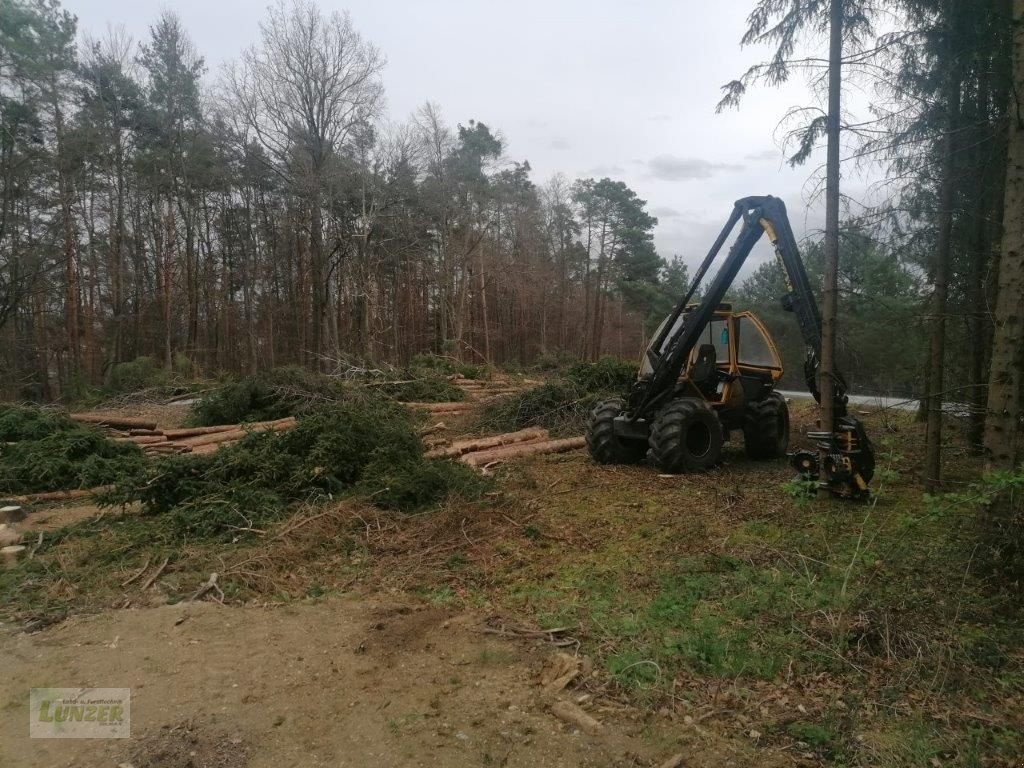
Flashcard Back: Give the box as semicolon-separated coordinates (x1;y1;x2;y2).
228;0;385;365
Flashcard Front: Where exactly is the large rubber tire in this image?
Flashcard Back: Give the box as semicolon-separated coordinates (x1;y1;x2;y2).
648;398;724;474
743;391;790;459
586;399;648;465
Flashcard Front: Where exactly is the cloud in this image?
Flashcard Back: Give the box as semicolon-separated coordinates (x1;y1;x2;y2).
648;113;672;122
646;155;743;181
744;148;781;161
547;137;571;151
651;206;682;219
587;164;626;177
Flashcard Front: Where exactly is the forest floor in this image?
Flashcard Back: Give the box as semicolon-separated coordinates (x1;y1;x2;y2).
1;398;1022;767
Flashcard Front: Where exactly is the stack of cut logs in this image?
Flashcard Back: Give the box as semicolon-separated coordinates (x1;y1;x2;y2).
400;374;541;417
70;414;296;457
424;426;586;470
447;374;538;403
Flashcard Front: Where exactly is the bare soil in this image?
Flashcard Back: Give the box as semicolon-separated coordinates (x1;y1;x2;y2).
1;597;717;768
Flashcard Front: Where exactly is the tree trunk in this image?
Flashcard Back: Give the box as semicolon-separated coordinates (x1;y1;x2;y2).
923;18;962;493
310;195;325;370
163;202;175;370
54;97;79;380
983;0;1024;504
967;72;995;453
819;0;843;434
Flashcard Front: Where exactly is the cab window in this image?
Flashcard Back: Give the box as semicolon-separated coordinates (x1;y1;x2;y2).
737;316;778;368
688;319;730;363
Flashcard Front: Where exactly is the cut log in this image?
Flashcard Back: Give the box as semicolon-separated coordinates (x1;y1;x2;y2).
162;424;239;439
426;428;549;459
191;440;241;456
115;435;168;445
401;402;475;412
2;486;112;503
143;445;192;455
70;413;158;431
176;417;296;448
549;700;602;734
128;428;163;437
462;437;586;467
178;429;246;448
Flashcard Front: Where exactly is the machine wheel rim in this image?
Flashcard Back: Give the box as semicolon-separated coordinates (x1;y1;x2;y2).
686;422;713;457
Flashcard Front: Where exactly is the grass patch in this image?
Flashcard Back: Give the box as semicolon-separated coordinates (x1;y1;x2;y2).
479;421;1024;765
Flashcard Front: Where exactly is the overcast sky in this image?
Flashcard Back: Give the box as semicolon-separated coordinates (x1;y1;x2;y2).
65;0;867;275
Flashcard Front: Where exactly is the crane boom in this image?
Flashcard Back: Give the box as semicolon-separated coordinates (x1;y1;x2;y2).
622;195;874;498
640;196;846;417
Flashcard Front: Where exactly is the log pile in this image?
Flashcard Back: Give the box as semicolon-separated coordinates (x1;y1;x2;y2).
461;436;586;468
425;424;586;470
425;427;549;459
76;415;297;457
448;374;538;402
401;375;539;417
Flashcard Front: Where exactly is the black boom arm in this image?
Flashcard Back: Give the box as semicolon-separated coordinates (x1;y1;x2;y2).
638;195;849;419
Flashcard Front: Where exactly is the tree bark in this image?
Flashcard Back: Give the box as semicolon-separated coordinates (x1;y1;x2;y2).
983;0;1024;479
924;58;962;493
819;0;843;435
54;95;79;380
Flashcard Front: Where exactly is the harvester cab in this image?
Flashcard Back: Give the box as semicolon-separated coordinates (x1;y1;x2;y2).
640;304;784;407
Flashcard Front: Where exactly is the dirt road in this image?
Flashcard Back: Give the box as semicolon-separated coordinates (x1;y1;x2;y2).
1;597;683;768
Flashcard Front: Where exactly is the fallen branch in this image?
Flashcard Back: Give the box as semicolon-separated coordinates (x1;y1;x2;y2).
30;531;43;556
189;572;224;603
120;555;153;587
462;436;586;467
70;413;158;431
273;502;353;541
140;557;169;590
2;486;112;503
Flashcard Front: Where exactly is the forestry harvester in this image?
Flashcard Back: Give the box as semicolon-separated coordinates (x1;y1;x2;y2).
585;196;874;499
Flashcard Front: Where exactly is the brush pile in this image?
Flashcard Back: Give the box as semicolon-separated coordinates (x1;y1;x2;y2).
477;357;635;437
100;401;490;540
0;406;147;495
